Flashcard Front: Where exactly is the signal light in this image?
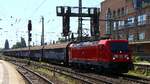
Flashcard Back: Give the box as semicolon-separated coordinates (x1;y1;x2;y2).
29;37;32;41
28;32;32;41
29;33;32;37
28;20;32;31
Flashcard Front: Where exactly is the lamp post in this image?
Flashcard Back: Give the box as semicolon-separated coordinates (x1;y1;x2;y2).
41;16;44;46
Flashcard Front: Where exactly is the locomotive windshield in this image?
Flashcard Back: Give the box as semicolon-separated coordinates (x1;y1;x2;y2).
110;42;128;53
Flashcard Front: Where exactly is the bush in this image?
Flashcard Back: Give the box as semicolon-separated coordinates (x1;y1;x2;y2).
133;55;141;62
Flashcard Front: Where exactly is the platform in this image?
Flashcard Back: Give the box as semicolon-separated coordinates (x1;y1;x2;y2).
0;60;25;84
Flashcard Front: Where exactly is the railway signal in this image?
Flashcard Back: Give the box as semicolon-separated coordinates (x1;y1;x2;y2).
56;6;100;41
28;20;32;41
28;20;32;65
90;8;99;38
63;14;70;36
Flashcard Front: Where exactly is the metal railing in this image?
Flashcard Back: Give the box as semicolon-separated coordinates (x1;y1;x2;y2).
112;19;150;43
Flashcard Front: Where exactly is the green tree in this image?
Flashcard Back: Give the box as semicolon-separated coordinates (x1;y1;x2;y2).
12;42;22;49
12;37;27;49
57;37;66;43
4;39;9;49
21;37;26;48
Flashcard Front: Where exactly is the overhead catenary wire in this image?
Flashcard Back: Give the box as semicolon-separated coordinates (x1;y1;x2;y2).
31;0;48;17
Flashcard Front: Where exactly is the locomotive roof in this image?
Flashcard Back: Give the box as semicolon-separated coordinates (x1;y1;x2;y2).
99;39;128;44
69;41;99;48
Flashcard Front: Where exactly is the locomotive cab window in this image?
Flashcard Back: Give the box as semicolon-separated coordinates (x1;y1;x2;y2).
110;42;128;53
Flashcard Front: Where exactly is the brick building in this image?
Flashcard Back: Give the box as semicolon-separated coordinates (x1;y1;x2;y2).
99;0;150;59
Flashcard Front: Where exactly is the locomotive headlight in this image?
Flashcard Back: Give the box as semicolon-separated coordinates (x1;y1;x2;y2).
112;54;118;60
124;55;130;60
127;57;130;60
113;57;116;60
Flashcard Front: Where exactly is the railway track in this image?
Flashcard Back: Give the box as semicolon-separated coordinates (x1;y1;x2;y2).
36;62;150;84
120;75;150;84
2;56;150;84
14;63;53;84
24;62;112;84
7;58;115;84
43;66;114;84
4;57;113;83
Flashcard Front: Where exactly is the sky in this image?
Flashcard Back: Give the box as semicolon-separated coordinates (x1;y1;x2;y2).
0;0;104;48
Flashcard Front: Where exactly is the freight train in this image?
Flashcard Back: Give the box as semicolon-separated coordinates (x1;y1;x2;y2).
2;39;133;73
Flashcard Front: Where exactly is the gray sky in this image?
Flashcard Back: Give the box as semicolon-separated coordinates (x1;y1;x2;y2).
0;0;104;48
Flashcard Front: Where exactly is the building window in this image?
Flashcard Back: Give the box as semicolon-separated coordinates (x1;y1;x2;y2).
113;22;120;30
117;9;120;16
121;7;125;16
128;34;134;41
118;21;124;29
119;34;123;39
127;17;135;26
113;22;116;30
139;32;145;40
138;14;147;25
113;10;116;17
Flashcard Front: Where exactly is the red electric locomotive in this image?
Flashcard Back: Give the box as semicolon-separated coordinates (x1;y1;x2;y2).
68;39;133;73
